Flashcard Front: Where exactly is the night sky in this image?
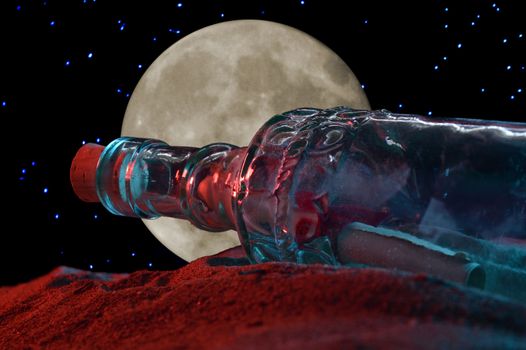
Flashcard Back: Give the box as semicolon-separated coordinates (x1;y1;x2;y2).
2;0;524;285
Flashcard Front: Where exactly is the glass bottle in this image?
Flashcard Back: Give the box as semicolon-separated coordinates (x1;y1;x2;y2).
71;107;526;301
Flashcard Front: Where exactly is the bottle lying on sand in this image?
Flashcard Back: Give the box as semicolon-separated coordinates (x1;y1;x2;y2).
71;107;526;301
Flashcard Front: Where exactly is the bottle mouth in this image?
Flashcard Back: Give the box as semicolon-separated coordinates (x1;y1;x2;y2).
95;137;164;218
70;143;105;202
70;138;162;216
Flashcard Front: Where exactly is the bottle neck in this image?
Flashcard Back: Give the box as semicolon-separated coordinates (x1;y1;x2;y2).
178;142;247;231
72;137;246;232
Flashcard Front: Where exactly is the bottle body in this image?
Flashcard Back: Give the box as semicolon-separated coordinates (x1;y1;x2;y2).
237;107;526;267
234;107;525;301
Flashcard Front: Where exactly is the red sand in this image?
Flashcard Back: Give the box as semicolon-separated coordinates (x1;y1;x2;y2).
1;247;525;349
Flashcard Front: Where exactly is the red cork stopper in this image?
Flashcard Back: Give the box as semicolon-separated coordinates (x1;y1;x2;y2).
70;143;105;202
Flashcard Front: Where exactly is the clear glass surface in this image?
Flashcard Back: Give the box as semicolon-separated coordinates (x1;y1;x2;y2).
79;107;526;301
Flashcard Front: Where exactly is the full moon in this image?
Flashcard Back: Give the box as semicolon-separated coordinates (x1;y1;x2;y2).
122;20;370;262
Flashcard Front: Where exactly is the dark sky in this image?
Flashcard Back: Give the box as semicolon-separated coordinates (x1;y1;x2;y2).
2;0;524;285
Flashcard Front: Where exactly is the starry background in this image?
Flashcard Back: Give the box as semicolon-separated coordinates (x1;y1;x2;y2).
1;0;524;285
